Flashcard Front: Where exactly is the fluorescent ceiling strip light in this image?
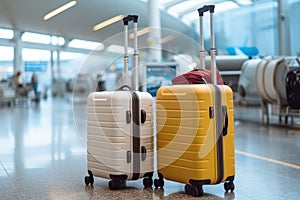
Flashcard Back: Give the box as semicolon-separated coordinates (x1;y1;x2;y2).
129;27;151;39
43;1;77;21
93;15;124;31
161;35;174;44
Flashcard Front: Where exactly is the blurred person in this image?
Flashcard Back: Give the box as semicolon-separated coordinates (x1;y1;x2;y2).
31;72;38;96
13;71;31;97
14;71;23;88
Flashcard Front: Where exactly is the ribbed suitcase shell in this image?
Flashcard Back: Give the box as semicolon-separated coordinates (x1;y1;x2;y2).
156;84;235;186
87;90;154;181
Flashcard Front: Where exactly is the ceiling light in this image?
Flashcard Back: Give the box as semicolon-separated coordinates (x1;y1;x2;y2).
93;15;124;31
43;1;77;21
161;35;174;44
129;27;151;39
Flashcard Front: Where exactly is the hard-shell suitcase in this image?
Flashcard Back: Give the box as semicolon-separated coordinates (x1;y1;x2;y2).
154;5;235;197
84;15;154;190
285;69;300;109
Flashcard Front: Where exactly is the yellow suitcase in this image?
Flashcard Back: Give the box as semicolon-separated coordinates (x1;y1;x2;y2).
154;5;235;197
155;84;235;196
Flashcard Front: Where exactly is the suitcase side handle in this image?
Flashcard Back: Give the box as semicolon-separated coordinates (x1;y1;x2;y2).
222;106;228;136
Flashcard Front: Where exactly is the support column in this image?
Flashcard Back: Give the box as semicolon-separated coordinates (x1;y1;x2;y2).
13;30;23;74
148;0;162;62
50;50;55;84
278;0;291;56
57;50;61;79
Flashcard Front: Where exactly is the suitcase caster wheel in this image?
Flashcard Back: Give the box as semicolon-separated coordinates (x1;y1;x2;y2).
154;172;164;189
154;178;164;189
224;181;235;193
109;180;117;190
143;177;153;188
84;176;90;186
85;170;94;186
185;184;203;197
109;179;126;190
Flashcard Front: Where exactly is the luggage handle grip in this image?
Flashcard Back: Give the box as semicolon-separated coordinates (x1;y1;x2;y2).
123;15;138;25
197;5;215;16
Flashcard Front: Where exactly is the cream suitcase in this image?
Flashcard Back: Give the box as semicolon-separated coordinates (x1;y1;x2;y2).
84;15;154;189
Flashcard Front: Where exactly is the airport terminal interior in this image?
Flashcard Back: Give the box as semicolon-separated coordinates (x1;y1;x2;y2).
1;0;300;199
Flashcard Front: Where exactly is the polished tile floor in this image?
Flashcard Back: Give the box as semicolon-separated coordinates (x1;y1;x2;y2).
0;97;300;200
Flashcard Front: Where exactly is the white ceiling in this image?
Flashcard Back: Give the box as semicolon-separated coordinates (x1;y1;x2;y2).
0;0;196;43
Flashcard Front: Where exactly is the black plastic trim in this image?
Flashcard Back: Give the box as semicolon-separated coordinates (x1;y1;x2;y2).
132;92;140;180
213;85;224;184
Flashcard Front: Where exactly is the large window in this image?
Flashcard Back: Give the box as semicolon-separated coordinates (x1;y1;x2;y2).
22;48;51;87
210;0;278;56
0;28;14;39
289;0;300;56
0;46;14;80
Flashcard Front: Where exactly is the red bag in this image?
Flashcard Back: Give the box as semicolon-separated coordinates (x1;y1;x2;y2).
172;68;224;85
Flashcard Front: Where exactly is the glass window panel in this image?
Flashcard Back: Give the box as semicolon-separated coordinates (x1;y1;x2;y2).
0;28;14;39
167;0;210;18
22;48;51;61
21;32;51;44
215;1;239;13
0;46;14;60
59;51;88;79
213;0;278;56
289;0;300;55
51;36;65;46
235;0;253;6
0;46;14;80
68;39;104;51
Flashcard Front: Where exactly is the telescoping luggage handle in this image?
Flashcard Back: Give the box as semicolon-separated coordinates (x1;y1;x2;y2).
123;15;139;91
197;5;217;85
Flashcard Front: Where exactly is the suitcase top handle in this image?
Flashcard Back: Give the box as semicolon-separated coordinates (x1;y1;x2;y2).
198;5;215;16
123;15;138;25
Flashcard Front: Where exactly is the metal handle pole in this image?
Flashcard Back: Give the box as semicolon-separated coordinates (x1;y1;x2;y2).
124;24;129;85
209;11;217;85
199;15;206;69
133;21;139;91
